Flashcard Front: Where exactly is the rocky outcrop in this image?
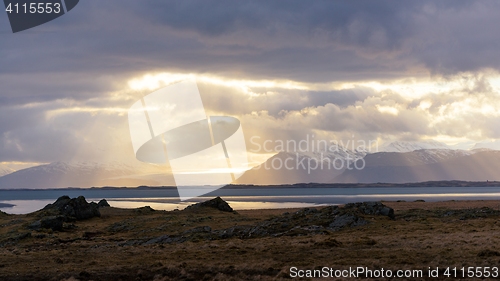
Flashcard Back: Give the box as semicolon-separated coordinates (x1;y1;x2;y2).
41;196;101;221
139;200;395;245
185;197;234;212
328;213;369;230
134;206;155;214
27;196;101;232
343;201;395;219
28;216;64;231
97;199;110;208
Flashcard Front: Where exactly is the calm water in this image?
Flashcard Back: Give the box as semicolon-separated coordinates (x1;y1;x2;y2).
1;187;500;214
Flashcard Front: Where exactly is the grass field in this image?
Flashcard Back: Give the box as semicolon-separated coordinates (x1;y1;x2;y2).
1;199;500;280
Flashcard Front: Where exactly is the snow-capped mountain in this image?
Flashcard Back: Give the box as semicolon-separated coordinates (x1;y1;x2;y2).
237;145;494;185
365;149;476;167
236;148;366;185
0;161;174;189
333;149;500;183
381;140;450;153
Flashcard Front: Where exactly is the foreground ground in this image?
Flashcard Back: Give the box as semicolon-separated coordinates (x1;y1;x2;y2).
1;199;500;281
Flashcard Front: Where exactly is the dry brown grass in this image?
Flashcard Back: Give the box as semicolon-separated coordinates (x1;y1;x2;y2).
0;200;499;280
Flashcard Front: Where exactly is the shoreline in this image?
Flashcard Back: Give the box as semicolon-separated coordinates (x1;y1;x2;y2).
3;196;500;215
1;180;500;191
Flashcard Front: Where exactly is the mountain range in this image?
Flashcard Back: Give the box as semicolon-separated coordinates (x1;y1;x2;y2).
1;141;500;188
333;149;500;183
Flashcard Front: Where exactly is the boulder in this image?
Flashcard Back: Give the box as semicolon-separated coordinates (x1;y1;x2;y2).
43;196;101;221
182;226;212;234
185;197;234;212
28;216;64;231
134;206;155;214
328;214;369;230
344;202;395;219
144;235;172;245
97;199;110;208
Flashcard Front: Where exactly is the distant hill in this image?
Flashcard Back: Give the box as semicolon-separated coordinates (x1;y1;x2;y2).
0;161;174;189
333;150;500;183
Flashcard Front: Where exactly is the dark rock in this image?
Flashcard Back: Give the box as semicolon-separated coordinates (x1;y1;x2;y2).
328;214;369;230
41;216;64;231
278;225;327;237
135;206;155;214
185;197;234;212
144;235;172;245
182;226;212;234
217;225;252;239
43;196;100;221
380;207;394;218
97;199;110;208
28;216;64;231
14;232;31;241
118;240;143;247
321;206;340;216
246;225;269;237
294;208;319;217
344;202;395;219
27;220;41;230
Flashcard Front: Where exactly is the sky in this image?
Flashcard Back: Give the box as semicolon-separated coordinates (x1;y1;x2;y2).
1;0;500;170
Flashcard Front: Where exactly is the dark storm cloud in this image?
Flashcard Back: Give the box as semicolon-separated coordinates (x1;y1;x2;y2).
1;0;499;85
1;0;500;164
132;0;414;46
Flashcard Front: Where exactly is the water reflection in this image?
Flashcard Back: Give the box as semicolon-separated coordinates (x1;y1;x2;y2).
0;199;322;214
1;187;500;214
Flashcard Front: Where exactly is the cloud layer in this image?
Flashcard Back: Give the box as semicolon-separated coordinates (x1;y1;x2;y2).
1;1;500;166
